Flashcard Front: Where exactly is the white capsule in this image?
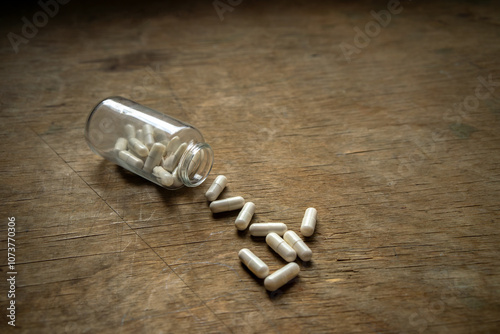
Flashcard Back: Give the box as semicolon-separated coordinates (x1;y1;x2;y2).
156;131;169;143
114;137;128;153
301;207;317;237
238;248;269;279
143;143;166;173
155;132;170;150
143;124;155;149
249;223;287;237
205;175;228;201
264;262;300;291
165;136;181;156
235;202;255;230
128;137;149;157
284;231;312;261
136;129;144;143
171;167;183;188
124;124;136;139
209;196;245;213
266;232;296;262
160;141;170;150
163;142;187;172
118;150;144;169
188;150;204;177
153;166;174;187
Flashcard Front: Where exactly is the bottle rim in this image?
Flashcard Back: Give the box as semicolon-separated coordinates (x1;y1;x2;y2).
178;142;214;187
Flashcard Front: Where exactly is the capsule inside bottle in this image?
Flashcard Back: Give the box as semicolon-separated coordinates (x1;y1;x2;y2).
85;97;214;189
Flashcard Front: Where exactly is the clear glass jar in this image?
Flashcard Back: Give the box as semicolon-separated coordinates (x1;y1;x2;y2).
85;97;214;189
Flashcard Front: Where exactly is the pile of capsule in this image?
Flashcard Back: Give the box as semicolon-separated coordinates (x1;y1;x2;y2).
114;124;192;188
205;175;317;292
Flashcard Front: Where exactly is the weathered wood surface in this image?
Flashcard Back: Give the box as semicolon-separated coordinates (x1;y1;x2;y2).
1;0;499;333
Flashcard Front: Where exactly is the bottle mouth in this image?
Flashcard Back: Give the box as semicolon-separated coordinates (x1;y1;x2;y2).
179;142;214;187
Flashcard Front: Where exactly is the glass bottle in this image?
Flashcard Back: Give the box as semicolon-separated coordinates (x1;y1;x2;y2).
84;97;213;189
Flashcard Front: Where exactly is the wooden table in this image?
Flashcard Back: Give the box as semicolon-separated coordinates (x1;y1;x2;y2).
1;0;499;332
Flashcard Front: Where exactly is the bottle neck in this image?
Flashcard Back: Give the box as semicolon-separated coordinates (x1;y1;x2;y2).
178;142;214;187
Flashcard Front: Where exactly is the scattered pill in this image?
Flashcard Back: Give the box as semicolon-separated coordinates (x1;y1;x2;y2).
235;202;256;230
143;124;155;149
266;232;296;262
124;124;136;139
249;223;287;237
210;196;245;213
199;172;317;292
165;136;181;156
264;262;300;291
205;175;228;201
238;248;269;279
301;208;317;237
284;231;312;261
118;150;144;169
114;137;128;153
144;143;166;173
163;142;187;172
128;137;149;157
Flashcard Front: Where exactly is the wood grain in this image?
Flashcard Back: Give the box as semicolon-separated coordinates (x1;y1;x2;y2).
1;0;499;333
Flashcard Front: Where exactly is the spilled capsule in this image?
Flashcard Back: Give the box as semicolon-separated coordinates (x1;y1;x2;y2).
249;223;287;237
235;202;255;230
210;196;245;213
266;232;296;262
284;231;312;261
264;262;300;291
205;175;227;201
238;248;269;279
301;207;317;237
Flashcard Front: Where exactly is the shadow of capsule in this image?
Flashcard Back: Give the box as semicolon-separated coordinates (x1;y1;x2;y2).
267;276;300;300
